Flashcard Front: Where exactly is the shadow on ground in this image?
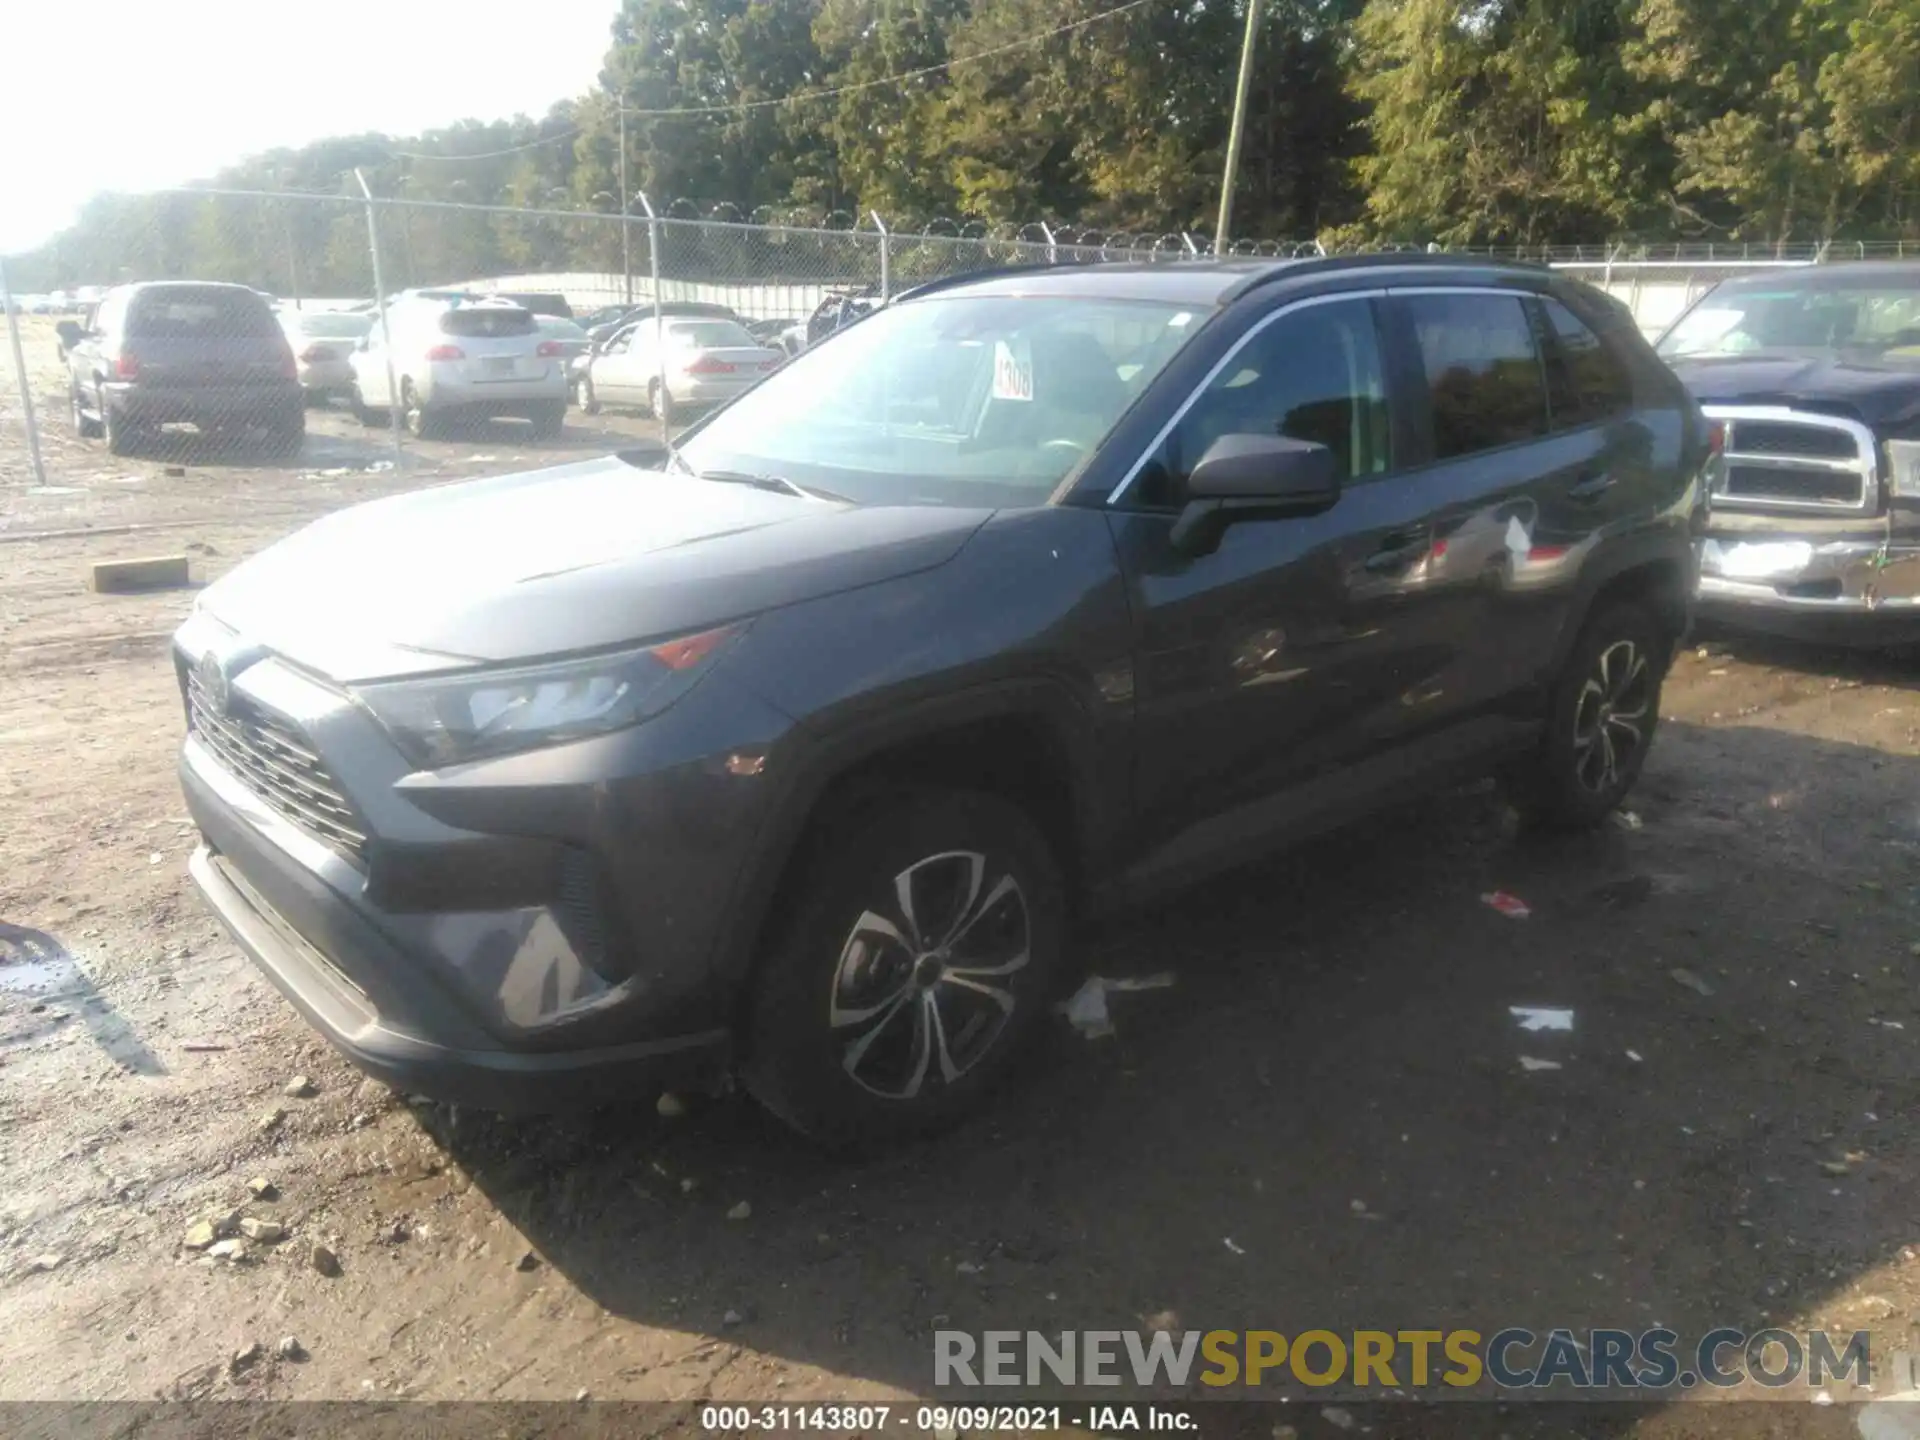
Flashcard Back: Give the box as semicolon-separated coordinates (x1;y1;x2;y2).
405;718;1920;1430
0;922;164;1075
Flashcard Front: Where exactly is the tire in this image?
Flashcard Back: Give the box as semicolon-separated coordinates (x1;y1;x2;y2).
348;382;381;428
101;391;140;457
529;400;566;440
742;788;1067;1147
262;412;305;460
574;373;600;415
401;380;439;440
1509;601;1668;829
647;377;674;426
71;384;102;439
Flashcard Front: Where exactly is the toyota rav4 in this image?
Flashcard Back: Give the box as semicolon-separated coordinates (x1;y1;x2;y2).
174;256;1709;1145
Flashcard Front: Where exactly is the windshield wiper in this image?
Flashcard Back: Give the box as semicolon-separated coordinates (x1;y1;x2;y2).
695;469;853;504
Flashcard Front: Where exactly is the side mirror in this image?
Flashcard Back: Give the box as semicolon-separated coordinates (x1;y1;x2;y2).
1169;434;1341;556
55;320;84;349
617;437;670;470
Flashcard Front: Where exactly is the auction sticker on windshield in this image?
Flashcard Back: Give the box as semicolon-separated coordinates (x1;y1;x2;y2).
992;339;1034;401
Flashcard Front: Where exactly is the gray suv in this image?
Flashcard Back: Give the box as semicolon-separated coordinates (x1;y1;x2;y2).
174;256;1709;1145
61;282;304;457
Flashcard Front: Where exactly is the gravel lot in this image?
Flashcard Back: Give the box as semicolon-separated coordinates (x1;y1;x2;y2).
6;315;1920;1437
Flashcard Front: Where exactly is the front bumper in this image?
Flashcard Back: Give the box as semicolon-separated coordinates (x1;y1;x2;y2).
1696;533;1920;639
170;610;796;1112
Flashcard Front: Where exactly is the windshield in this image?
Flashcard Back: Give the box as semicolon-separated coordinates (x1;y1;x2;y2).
1658;276;1920;363
669;320;757;348
676;295;1206;507
290;312;373;339
536;316;588;340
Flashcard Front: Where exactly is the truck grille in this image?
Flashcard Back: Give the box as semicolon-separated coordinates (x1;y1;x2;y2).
186;670;369;865
1705;406;1878;514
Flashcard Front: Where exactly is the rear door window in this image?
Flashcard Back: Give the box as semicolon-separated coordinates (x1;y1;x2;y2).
1402;292;1550;459
1537;297;1634;430
439;307;537;339
127;288;279;339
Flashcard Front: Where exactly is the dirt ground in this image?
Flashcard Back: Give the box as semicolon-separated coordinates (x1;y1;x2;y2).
8;314;1920;1436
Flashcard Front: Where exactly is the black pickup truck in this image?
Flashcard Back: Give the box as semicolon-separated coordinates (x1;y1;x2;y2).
1657;262;1920;642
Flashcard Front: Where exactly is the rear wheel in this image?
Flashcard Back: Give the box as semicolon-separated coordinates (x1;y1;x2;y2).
529;400;566;440
1509;601;1667;829
647;377;675;426
101;392;140;457
742;788;1067;1147
71;384;102;439
401;380;439;440
261;412;305;460
574;373;600;415
349;381;382;428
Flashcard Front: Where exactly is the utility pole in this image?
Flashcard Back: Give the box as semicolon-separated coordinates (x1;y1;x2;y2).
619;105;633;305
1214;0;1264;256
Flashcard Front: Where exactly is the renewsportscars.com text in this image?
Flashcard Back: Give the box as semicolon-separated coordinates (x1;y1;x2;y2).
934;1328;1871;1392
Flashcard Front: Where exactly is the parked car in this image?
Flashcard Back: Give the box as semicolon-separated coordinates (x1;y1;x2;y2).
346;297;569;439
531;313;591;365
60;281;303;457
494;291;573;320
172;256;1705;1143
779;286;877;357
584;300;745;349
280;308;374;405
571;315;782;422
1657;262;1920;643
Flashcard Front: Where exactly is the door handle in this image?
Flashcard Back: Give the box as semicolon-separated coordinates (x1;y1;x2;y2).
1568;472;1616;503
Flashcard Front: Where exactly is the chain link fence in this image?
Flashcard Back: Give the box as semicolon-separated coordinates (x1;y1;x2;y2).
4;184;1913;482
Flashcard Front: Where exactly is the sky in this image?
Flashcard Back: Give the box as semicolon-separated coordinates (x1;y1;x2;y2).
0;0;617;254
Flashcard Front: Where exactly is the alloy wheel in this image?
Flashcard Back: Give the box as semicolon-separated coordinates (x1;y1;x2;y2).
828;850;1030;1100
1571;638;1651;794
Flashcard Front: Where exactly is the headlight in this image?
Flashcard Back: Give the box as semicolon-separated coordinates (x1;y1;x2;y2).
1888;439;1920;499
354;622;745;768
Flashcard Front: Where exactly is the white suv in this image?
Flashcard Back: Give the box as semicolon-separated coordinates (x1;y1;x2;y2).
348;299;569;440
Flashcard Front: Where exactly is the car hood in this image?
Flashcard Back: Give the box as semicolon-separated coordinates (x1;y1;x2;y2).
196;455;993;683
1668;354;1920;432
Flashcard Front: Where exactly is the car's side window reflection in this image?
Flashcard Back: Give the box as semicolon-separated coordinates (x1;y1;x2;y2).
1132;300;1390;509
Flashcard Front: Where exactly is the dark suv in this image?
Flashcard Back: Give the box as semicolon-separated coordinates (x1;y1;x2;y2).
173;257;1708;1144
61;282;304;457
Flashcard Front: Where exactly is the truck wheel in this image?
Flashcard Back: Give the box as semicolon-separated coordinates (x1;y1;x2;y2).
743;788;1067;1147
1509;601;1667;829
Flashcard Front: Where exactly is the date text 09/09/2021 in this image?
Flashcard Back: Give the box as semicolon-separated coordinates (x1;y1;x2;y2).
700;1406;1195;1432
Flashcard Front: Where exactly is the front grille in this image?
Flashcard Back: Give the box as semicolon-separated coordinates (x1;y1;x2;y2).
1707;407;1877;514
186;670;369;865
1724;462;1863;505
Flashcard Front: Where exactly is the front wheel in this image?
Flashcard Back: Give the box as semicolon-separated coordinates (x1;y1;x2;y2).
574;373;600;415
742;788;1067;1147
1509;602;1667;829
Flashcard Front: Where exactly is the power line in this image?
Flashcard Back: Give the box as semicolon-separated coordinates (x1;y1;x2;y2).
389;0;1160;163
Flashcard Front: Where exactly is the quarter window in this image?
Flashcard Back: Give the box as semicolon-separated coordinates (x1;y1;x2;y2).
1404;293;1549;460
1539;297;1634;429
1132;299;1391;508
